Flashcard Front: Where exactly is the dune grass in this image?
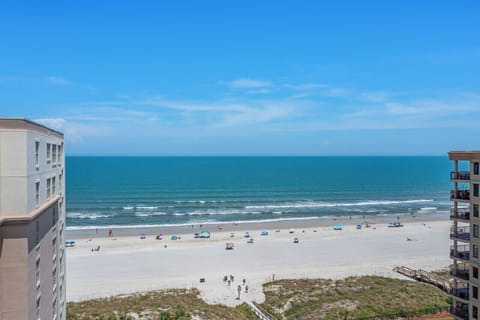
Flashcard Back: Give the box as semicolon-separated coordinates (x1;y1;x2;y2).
66;288;256;320
260;276;451;320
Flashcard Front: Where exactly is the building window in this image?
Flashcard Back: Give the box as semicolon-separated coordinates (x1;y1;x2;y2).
35;182;40;207
47;178;51;199
474;224;479;238
36;296;41;320
474;286;479;299
475;162;480;175
474;305;479;319
474;244;479;259
58;144;63;164
35;220;40;245
35;141;40;168
52;144;57;163
475;184;480;197
475;204;480;218
59;173;62;191
53;267;57;288
35;258;41;287
474;266;479;279
52;176;56;195
46;143;51;162
52;208;57;227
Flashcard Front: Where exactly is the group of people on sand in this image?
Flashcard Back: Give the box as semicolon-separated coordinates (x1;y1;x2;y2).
223;274;249;299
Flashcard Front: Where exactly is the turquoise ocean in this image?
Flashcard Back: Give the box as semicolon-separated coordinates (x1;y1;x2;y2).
66;157;454;230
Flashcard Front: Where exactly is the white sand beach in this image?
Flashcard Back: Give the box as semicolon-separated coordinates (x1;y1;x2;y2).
66;218;451;306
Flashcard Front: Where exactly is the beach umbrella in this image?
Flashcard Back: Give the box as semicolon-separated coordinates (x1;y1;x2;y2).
261;231;269;236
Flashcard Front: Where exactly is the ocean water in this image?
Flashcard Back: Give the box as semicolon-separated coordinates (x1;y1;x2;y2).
66;156;453;230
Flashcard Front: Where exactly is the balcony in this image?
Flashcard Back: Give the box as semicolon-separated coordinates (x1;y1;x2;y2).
450;306;469;320
450;226;471;242
451;208;470;222
451;171;471;181
450;245;470;261
450;263;470;281
451;190;470;201
450;287;469;301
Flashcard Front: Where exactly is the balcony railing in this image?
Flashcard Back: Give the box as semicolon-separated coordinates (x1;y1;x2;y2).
450;245;470;261
450;208;470;221
450;287;469;301
450;264;470;281
450;226;471;241
450;306;469;320
451;171;471;181
451;190;470;201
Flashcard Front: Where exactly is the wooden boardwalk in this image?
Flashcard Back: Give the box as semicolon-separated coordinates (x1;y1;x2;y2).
393;266;452;292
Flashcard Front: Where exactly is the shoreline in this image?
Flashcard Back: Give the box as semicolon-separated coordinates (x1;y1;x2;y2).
66;211;449;239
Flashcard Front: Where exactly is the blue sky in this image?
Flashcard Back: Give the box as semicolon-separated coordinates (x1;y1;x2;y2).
0;1;479;155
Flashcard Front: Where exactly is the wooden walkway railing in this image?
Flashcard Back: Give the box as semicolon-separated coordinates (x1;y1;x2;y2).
393;266;452;292
243;299;277;320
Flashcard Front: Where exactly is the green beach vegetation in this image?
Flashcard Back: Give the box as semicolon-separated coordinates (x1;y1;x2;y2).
260;276;451;320
66;276;451;320
66;289;256;320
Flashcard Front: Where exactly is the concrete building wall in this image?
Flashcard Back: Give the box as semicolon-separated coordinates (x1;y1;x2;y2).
0;119;65;320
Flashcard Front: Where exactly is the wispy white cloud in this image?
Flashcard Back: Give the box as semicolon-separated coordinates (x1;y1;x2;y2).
45;76;72;86
225;78;273;89
35;117;112;143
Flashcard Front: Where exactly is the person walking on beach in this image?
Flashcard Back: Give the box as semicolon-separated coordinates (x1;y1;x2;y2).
237;285;241;299
245;285;248;293
108;229;113;237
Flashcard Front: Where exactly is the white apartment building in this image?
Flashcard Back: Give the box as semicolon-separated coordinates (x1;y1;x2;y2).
0;119;66;320
449;151;480;320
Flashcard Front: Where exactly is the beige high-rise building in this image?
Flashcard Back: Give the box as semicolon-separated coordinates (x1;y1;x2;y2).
449;151;480;320
0;119;66;320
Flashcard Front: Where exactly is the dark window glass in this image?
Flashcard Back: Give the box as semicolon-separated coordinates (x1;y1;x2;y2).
474;245;479;258
474;267;479;279
474;225;479;238
475;184;480;197
475;162;479;175
474;286;479;299
475;204;480;218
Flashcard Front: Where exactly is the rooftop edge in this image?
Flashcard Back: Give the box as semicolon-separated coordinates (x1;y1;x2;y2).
0;117;64;138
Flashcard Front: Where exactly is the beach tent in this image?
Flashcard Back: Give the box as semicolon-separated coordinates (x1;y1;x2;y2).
194;233;200;238
65;241;76;247
293;237;299;243
388;222;404;228
261;231;269;236
356;224;362;230
156;233;163;240
289;229;295;234
200;231;211;238
171;235;178;240
244;231;250;238
333;224;343;231
140;233;146;239
230;232;235;237
225;242;234;250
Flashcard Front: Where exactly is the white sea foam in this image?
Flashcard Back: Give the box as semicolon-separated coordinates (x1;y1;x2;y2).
136;206;161;210
123;206;134;210
134;212;168;217
67;213;110;219
419;207;437;211
244;199;433;209
65;216;323;231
